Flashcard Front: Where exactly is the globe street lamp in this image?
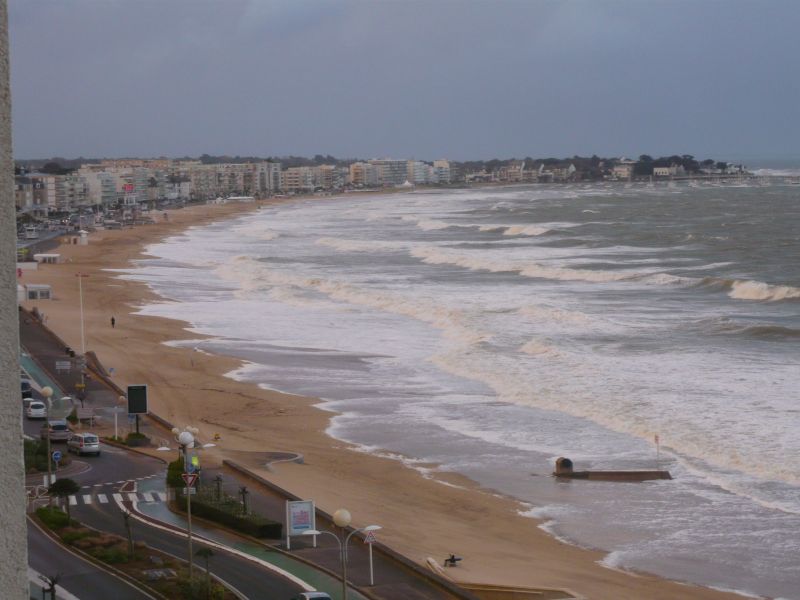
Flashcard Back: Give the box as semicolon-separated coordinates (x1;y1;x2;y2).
41;385;54;504
157;425;210;579
302;509;382;599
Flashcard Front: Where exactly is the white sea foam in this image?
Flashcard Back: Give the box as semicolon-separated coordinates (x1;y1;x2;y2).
410;246;635;283
517;305;592;325
519;339;560;357
728;280;800;302
315;237;404;253
502;224;550;236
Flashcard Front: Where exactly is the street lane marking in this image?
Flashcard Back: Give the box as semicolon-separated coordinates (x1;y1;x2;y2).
141;492;154;502
68;496;77;506
157;492;168;502
113;493;123;503
82;494;92;504
128;493;139;502
97;494;108;504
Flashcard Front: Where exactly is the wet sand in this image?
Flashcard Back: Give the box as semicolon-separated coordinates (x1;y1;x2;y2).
19;198;741;599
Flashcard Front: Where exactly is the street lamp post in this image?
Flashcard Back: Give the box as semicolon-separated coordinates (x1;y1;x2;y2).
75;272;89;404
157;426;216;580
41;386;54;504
175;427;197;578
302;509;381;600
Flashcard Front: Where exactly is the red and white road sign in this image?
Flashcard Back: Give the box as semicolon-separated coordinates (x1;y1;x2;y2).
181;472;198;487
364;531;377;544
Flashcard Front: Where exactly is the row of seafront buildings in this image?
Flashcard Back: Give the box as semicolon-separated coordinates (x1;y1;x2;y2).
14;158;457;217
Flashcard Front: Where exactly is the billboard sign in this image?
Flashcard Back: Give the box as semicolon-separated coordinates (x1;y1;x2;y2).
285;500;315;549
127;384;148;414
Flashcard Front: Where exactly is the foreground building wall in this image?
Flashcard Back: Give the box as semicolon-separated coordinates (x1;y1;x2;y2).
0;0;29;595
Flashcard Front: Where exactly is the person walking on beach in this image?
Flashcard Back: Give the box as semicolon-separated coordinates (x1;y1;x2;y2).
111;316;116;329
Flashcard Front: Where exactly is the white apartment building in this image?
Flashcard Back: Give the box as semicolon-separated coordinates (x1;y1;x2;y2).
432;159;451;184
369;159;408;186
407;161;432;185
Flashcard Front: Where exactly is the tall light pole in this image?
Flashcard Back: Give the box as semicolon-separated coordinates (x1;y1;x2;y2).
75;273;89;404
176;427;197;578
158;425;213;580
302;509;381;600
41;386;54;503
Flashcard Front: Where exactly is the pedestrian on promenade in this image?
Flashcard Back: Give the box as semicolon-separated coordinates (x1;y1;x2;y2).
111;316;116;328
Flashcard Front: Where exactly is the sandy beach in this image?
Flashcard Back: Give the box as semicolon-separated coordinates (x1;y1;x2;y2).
19;198;743;600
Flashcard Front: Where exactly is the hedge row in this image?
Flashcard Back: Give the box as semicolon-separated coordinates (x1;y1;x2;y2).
174;494;282;539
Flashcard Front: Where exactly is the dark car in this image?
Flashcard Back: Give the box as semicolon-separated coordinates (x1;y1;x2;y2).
21;380;33;399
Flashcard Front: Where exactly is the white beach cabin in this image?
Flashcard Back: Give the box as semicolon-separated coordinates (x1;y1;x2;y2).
24;284;52;300
33;253;61;264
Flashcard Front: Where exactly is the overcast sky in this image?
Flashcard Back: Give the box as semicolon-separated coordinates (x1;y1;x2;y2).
8;0;800;161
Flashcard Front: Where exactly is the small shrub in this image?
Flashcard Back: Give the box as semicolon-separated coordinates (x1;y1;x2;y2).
166;456;185;488
89;543;129;564
66;408;78;424
125;432;150;447
61;528;92;545
36;506;70;529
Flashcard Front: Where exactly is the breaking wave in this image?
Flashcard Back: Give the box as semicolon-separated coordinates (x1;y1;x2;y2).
699;277;800;302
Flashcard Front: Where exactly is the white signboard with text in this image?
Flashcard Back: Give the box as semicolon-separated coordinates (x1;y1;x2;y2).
285;499;316;550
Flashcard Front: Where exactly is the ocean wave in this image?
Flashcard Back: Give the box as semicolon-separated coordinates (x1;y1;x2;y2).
503;224;550;236
220;256;488;346
693;317;800;340
410;246;637;283
698;277;800;302
518;304;592;325
315;237;404;253
519;339;561;357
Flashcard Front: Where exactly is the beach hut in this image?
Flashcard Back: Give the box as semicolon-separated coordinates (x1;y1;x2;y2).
24;284;52;300
33;253;61;264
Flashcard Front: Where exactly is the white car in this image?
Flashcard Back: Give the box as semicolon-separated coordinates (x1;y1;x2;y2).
26;401;46;419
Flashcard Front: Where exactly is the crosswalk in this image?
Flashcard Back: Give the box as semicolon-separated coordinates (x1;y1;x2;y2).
68;491;168;507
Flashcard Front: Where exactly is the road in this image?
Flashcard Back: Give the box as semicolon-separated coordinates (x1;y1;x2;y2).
28;518;153;600
29;439;305;599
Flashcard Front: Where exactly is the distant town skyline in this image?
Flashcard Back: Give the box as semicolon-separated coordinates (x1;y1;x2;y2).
8;0;800;160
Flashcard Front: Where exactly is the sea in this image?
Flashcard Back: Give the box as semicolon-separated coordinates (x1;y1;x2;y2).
120;177;800;599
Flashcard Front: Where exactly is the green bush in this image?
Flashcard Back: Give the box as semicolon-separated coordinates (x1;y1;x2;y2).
61;529;92;544
66;408;78;424
166;456;185;488
89;544;129;564
176;576;227;600
36;506;70;529
125;432;150;447
174;493;282;539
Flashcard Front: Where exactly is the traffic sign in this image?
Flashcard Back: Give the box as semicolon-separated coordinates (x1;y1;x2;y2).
364;531;377;544
51;451;62;463
181;473;198;487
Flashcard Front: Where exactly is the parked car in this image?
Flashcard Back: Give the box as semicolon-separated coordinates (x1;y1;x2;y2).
21;380;33;399
40;420;71;442
25;401;46;419
291;594;332;600
67;433;101;456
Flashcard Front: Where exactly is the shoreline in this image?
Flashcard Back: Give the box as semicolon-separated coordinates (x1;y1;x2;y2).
19;197;744;600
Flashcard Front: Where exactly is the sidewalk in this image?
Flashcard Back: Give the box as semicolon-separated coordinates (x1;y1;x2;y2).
19;307;162;443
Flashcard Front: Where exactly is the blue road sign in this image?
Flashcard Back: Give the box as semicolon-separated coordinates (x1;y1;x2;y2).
52;450;62;463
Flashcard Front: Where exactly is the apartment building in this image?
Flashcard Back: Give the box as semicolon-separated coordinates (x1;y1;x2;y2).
369;159;408;186
349;162;381;187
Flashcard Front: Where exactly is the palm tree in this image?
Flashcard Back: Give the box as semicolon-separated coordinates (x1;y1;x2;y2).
195;547;215;600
